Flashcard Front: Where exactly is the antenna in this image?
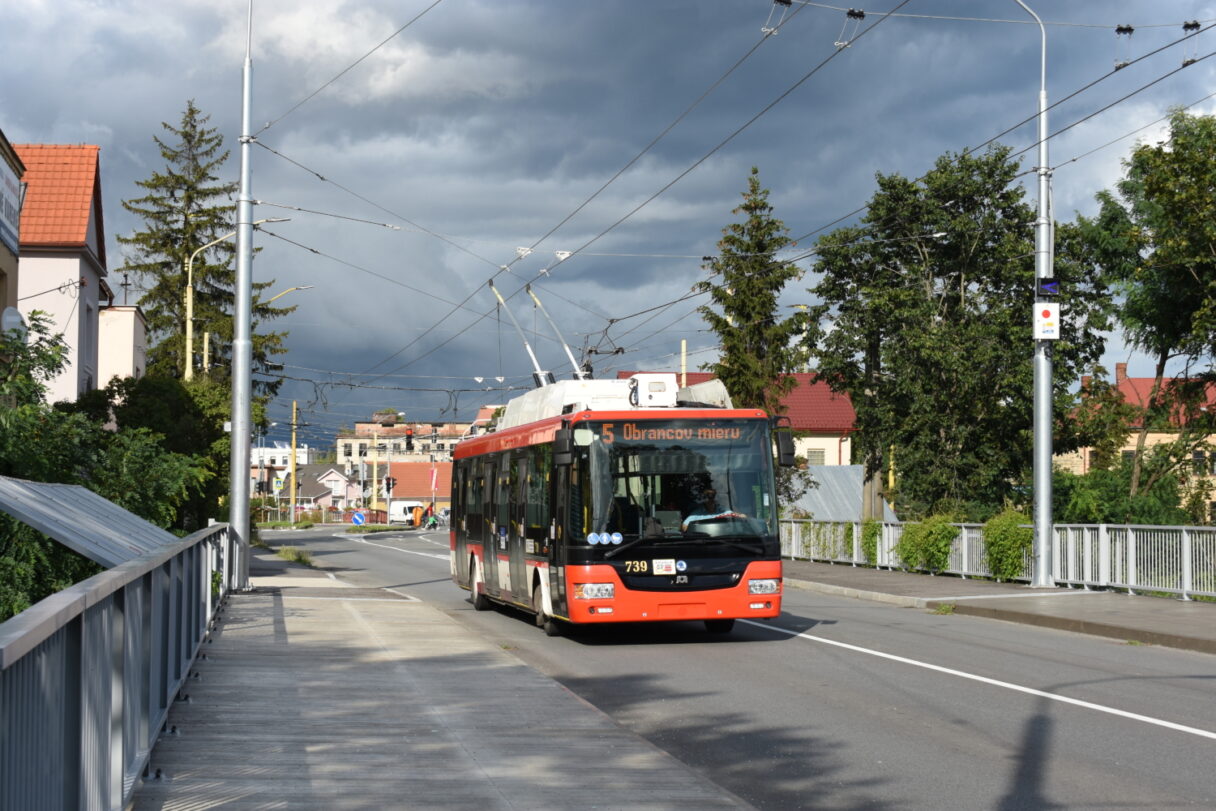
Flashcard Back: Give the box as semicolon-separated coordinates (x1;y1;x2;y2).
487;280;554;388
526;284;587;380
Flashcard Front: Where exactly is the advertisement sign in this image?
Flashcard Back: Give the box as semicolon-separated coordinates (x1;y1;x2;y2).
0;157;20;256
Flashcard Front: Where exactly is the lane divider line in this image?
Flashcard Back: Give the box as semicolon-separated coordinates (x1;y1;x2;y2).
740;619;1216;741
353;536;449;561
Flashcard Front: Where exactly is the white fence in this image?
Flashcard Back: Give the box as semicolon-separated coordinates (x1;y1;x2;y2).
779;519;1216;600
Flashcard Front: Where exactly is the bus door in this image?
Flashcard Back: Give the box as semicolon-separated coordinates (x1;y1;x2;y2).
509;453;527;602
549;463;569;618
453;464;468;584
492;459;513;599
479;460;501;597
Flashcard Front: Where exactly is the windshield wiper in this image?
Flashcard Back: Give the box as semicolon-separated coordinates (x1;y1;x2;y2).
679;535;766;555
603;536;648;559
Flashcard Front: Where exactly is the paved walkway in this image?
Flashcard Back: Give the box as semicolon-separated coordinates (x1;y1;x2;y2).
131;550;748;810
782;558;1216;655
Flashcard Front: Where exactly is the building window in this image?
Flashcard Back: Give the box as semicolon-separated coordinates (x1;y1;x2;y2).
806;449;826;465
344;444;352;457
1194;451;1207;475
1121;450;1136;464
359;443;367;457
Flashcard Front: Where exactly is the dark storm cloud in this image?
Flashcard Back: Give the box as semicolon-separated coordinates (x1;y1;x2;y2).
7;0;1216;437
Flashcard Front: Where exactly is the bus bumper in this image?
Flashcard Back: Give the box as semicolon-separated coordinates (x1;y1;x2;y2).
563;560;782;624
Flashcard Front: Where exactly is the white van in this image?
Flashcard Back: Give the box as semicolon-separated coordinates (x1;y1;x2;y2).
387;500;426;525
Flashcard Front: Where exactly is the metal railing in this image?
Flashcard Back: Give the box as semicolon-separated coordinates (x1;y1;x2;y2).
0;524;234;810
780;519;1216;600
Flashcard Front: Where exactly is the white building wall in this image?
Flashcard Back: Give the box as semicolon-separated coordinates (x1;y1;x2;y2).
796;435;852;466
17;254;101;404
97;306;146;386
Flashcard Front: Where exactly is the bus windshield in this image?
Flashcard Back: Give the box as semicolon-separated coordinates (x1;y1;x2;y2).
574;418;777;542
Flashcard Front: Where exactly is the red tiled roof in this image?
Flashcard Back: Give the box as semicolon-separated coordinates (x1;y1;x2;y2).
617;371;855;433
1115;377;1216;427
385;462;453;499
14;144;104;261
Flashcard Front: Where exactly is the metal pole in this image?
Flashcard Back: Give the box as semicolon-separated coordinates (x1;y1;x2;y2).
229;0;255;589
1016;0;1055;587
289;400;298;524
525;284;585;379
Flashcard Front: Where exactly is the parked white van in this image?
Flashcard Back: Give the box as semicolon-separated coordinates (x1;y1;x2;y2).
388;500;426;525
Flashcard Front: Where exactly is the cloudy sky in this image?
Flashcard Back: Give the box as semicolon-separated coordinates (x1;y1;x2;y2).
6;0;1216;447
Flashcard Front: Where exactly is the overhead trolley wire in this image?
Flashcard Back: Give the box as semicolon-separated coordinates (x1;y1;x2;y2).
785;19;1216;246
351;2;814;382
255;0;447;136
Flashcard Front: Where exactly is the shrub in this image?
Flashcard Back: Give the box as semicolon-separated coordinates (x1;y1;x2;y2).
275;546;313;566
860;518;880;564
894;514;957;573
982;509;1032;582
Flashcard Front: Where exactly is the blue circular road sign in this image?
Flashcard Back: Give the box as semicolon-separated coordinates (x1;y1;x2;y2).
351;512;367;525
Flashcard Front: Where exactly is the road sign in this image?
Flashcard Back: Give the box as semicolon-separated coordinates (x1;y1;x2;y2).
1037;279;1059;297
273;478;283;492
351;512;366;525
1034;303;1060;340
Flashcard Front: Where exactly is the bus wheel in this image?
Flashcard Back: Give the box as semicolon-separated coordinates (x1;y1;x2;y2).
469;562;489;611
705;619;735;634
533;584;560;637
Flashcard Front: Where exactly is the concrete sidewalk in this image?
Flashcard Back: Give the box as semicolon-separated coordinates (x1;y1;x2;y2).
782;558;1216;655
130;550;748;810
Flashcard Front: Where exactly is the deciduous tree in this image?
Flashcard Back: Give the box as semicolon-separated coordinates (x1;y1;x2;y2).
806;146;1113;519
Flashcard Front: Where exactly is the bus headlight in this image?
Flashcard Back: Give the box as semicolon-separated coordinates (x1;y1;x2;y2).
574;583;615;600
748;578;780;595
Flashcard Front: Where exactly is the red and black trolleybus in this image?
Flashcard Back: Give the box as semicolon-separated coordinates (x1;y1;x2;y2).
450;373;794;635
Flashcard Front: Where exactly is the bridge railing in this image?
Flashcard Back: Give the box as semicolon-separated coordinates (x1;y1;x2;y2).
780;519;1216;600
0;524;234;811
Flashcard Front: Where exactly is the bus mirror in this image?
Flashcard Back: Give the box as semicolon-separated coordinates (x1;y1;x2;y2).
775;429;796;467
554;428;573;466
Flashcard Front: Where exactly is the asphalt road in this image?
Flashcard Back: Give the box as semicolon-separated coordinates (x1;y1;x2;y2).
271;527;1216;810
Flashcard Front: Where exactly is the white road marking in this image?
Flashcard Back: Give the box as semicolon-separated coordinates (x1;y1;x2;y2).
353;535;449;561
740;619;1216;741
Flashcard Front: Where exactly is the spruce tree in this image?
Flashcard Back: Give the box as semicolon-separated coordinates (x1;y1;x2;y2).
696;167;806;415
118;100;289;393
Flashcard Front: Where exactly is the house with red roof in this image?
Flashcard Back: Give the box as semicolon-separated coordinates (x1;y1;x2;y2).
1057;363;1216;484
618;371;856;465
15;143;117;403
384;461;453;512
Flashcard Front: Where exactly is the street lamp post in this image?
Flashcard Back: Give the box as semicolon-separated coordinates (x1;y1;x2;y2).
1015;0;1055;588
183;216;288;381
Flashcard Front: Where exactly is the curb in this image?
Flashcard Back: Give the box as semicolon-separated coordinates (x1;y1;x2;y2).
782;577;926;608
934;600;1216;656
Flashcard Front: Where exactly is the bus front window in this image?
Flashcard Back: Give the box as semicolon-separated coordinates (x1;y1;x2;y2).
583;419;776;540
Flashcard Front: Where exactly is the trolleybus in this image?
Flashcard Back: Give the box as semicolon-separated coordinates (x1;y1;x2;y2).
450;373;794;634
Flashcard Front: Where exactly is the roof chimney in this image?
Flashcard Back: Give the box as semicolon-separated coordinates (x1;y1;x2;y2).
1115;363;1127;383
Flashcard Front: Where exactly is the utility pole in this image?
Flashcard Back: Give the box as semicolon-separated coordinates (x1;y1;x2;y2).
371;429;380;517
289;399;298;525
1016;0;1056;588
229;0;255;588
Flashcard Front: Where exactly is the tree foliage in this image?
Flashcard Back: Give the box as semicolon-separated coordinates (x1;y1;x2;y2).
117;100;290;394
1078;109;1216;496
697;167;807;415
0;318;210;620
806;146;1113;519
